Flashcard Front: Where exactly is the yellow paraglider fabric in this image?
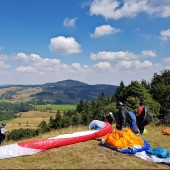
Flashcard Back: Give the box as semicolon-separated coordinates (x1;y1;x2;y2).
143;128;148;135
162;129;170;135
103;128;144;149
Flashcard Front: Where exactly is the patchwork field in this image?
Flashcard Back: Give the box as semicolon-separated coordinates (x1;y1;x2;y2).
6;111;56;131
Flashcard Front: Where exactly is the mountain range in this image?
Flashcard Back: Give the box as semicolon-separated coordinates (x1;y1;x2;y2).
0;79;118;104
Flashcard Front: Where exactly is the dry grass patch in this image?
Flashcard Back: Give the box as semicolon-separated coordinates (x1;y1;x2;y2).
6;111;56;131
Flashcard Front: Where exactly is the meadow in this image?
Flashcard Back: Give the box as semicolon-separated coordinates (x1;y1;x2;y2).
6;111;56;131
1;122;170;169
5;104;76;131
34;104;76;111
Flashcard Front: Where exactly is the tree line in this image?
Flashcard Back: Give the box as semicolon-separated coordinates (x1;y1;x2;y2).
0;102;34;121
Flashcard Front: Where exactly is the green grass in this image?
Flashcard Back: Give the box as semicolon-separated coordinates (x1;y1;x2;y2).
34;104;76;111
0;124;170;169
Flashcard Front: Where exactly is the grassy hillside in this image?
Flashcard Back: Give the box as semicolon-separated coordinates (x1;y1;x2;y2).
0;86;42;103
1;124;170;169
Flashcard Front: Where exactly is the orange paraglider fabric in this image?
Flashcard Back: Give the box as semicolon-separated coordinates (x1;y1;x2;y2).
162;129;170;135
103;128;144;149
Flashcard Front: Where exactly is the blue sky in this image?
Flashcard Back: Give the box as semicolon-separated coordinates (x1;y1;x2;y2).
0;0;170;86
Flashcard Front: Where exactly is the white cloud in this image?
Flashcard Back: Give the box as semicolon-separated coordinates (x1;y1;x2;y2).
0;56;10;69
63;17;77;27
16;66;37;73
90;50;157;61
159;29;170;41
94;62;112;69
49;36;82;55
71;63;81;70
116;60;152;69
90;51;137;61
89;0;170;20
90;25;121;38
162;57;170;63
148;0;170;17
89;0;148;20
15;53;29;61
141;50;156;57
16;53;60;66
0;60;10;69
0;52;166;86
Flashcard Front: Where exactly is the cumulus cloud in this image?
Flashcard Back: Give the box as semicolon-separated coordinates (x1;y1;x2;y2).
141;50;156;57
16;53;60;65
15;53;61;73
15;53;29;61
90;25;121;37
49;36;82;55
159;29;170;41
89;0;170;20
14;52;93;75
94;61;112;69
71;63;81;70
63;17;77;27
90;51;137;61
16;66;37;73
0;52;166;86
116;60;152;69
90;50;156;61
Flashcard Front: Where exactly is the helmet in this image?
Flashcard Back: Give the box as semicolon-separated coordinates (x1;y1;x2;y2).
108;112;113;116
116;101;123;107
1;122;6;127
139;100;145;105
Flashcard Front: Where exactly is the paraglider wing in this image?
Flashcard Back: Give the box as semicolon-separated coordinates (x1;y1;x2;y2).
0;120;112;160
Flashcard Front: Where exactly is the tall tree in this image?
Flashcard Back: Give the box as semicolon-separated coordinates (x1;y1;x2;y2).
150;69;170;124
141;79;150;90
115;80;125;101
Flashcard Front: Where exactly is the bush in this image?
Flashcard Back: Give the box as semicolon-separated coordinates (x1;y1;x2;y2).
7;128;39;141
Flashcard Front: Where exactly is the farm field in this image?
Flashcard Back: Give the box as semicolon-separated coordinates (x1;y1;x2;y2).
34;104;77;111
5;104;76;131
6;111;56;131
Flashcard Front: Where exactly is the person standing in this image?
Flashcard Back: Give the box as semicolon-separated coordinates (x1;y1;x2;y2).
136;100;151;134
106;112;115;125
115;101;130;130
0;123;9;146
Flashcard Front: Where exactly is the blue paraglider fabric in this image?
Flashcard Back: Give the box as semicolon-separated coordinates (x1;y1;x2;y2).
100;140;150;154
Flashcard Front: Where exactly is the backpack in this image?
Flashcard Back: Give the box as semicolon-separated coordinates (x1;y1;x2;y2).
144;106;152;123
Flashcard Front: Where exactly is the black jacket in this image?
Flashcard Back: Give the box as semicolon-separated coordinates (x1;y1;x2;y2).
116;106;130;130
106;114;115;124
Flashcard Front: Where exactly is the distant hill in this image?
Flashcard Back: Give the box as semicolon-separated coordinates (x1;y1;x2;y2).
0;79;118;104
